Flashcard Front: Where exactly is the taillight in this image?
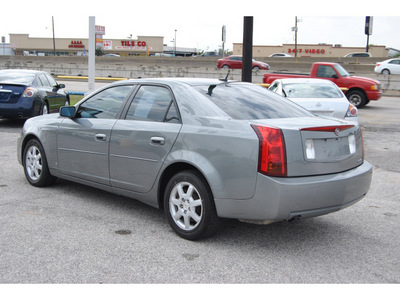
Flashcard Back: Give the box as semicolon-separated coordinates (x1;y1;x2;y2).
346;104;358;117
251;125;287;177
22;87;38;98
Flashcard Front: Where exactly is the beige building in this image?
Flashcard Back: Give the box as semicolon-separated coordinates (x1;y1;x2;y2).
233;43;389;58
9;34;164;56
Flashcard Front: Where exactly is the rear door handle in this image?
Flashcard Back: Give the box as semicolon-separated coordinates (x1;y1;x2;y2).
95;133;107;141
151;137;165;145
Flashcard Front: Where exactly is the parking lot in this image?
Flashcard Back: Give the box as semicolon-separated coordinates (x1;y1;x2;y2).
0;91;399;284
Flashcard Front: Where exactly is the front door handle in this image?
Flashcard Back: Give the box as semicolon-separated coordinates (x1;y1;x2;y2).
95;133;107;141
151;137;165;145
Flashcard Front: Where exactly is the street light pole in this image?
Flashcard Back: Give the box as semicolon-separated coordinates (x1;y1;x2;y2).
174;29;177;56
52;16;56;56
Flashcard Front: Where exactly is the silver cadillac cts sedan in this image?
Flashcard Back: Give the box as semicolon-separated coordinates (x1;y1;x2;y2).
17;78;372;240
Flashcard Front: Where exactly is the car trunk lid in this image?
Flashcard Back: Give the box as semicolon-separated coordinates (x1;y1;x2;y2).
0;84;26;103
252;117;364;177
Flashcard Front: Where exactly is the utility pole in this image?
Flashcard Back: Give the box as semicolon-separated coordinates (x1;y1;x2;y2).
293;16;298;58
242;16;253;83
52;16;56;56
365;16;373;53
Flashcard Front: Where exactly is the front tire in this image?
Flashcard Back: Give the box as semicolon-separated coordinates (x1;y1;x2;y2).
23;139;56;187
346;90;367;108
164;170;222;240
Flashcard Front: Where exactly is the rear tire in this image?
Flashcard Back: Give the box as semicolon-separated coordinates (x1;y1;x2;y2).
41;103;49;115
23;139;56;187
164;170;223;240
382;69;390;75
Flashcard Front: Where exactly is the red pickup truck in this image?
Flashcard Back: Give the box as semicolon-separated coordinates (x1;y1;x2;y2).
263;62;382;108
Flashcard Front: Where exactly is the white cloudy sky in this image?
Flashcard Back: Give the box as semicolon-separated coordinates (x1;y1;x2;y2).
1;0;399;51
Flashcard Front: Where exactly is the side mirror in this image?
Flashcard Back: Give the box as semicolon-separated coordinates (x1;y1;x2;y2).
54;83;65;91
60;106;76;118
332;74;339;79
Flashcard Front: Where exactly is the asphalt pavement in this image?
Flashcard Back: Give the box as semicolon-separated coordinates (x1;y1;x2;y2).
0;95;399;287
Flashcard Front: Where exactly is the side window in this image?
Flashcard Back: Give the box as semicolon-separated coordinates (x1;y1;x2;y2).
45;74;58;87
38;74;51;87
77;85;132;119
126;85;179;123
317;66;336;78
269;82;279;92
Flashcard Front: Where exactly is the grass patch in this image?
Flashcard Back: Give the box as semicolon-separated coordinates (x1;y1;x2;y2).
69;94;84;106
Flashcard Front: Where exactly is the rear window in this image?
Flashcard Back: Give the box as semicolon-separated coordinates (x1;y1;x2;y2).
283;83;343;98
193;82;312;120
0;72;35;85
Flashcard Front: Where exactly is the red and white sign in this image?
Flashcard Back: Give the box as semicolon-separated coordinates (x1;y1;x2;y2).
103;40;112;50
69;41;85;48
95;25;106;35
288;48;326;54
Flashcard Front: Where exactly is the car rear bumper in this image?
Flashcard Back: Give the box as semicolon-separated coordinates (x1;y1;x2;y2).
0;100;36;118
214;160;373;222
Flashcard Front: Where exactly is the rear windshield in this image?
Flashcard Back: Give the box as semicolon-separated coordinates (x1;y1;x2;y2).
283;83;343;98
0;72;35;85
192;82;313;120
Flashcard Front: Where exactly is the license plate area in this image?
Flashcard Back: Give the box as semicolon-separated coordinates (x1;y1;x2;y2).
304;135;356;162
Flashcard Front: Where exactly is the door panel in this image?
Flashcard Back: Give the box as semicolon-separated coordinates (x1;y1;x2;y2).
57;84;134;185
110;121;181;192
109;85;182;193
58;118;116;185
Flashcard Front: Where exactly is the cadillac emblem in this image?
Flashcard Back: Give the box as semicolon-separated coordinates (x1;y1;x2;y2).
334;128;340;136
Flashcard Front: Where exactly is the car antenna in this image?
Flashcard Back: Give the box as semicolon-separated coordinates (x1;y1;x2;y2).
207;84;216;96
219;70;230;82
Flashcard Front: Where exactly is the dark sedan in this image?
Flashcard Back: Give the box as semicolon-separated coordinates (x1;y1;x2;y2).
0;69;69;119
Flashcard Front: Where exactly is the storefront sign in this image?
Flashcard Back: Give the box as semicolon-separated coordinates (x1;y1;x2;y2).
95;25;106;35
288;48;326;54
69;41;85;48
103;40;112;50
121;40;147;47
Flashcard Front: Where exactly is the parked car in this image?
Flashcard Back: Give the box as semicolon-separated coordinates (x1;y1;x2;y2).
200;51;220;57
268;78;358;122
0;69;68;119
374;58;400;75
263;62;382;108
217;55;270;70
18;78;372;240
269;53;292;57
103;53;120;57
344;53;372;57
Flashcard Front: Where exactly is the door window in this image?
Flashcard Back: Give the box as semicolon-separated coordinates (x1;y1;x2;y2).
126;85;180;123
38;74;51;87
317;65;337;78
77;85;132;119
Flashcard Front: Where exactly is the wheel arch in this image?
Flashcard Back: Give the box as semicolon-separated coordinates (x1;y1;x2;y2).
157;162;214;211
19;133;40;163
